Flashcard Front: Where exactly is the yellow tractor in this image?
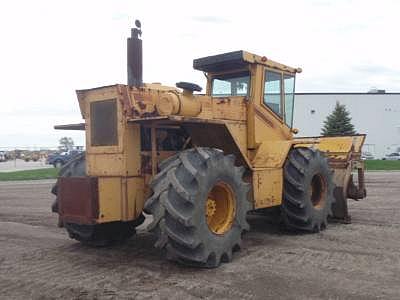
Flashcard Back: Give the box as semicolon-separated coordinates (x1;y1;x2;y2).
52;21;366;267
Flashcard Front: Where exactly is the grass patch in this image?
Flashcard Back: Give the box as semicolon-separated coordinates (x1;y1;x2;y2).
0;160;397;180
0;168;59;181
365;160;400;171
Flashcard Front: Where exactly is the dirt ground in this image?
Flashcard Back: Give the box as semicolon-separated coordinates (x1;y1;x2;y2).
1;173;400;300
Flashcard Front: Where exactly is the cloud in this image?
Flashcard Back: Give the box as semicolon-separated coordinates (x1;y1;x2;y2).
1;0;400;146
310;0;334;6
352;64;400;76
191;16;230;24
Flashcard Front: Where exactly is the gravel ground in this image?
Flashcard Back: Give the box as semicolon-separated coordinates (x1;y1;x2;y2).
0;173;400;299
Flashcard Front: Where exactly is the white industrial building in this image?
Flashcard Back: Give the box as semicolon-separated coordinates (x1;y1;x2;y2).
293;92;400;159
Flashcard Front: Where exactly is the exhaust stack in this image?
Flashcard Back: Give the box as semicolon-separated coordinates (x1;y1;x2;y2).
127;20;143;87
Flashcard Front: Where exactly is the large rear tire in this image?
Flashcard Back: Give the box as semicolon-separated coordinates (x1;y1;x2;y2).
282;147;334;232
145;148;251;268
51;152;144;246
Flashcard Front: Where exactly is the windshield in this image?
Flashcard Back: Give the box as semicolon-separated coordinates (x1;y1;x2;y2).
211;71;250;97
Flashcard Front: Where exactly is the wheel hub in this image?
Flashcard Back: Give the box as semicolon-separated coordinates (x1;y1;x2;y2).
205;182;236;235
206;199;217;218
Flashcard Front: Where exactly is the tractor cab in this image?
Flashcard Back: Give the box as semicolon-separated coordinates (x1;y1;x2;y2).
193;50;302;128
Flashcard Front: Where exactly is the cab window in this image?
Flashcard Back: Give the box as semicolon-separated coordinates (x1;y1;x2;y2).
212;71;250;97
284;74;295;127
264;71;282;116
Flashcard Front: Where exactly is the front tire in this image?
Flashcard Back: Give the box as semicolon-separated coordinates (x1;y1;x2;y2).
145;148;251;268
282;147;334;232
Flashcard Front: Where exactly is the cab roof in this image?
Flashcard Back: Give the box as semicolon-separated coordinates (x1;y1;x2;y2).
193;50;301;74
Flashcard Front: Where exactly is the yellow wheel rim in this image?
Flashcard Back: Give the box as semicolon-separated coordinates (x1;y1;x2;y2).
206;182;236;235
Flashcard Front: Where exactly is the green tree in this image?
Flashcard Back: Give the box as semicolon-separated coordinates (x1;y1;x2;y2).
321;102;356;136
59;137;74;151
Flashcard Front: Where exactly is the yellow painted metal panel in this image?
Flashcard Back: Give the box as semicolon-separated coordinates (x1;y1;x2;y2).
124;123;141;176
332;166;352;190
316;135;365;154
127;177;145;220
86;113;141;177
253;168;283;209
294;135;366;160
87;154;126;176
98;177;122;223
242;51;299;74
83;86;124;155
212;97;247;121
252;141;292;168
225;122;248;163
77;85;121;119
247;64;261;149
315;138;352;154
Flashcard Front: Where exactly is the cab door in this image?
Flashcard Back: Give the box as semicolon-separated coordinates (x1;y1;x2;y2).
252;66;294;145
249;66;297;209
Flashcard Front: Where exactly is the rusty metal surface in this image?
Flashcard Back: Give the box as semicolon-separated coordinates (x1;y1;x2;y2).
348;168;367;200
330;158;367;223
127;116;229;125
117;85;132;115
128;116;169;123
58;177;99;224
331;186;352;224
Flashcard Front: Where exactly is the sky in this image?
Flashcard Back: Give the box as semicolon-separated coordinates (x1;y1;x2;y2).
1;0;400;148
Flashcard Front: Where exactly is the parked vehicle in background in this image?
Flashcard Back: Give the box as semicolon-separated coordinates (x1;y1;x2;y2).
0;151;7;162
23;152;40;162
382;152;400;160
361;152;375;160
46;150;82;168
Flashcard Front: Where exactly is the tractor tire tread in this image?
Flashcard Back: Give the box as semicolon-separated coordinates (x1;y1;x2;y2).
145;147;251;268
282;147;334;232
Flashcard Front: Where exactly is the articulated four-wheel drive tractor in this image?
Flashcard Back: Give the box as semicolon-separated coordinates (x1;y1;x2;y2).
52;21;366;268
